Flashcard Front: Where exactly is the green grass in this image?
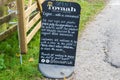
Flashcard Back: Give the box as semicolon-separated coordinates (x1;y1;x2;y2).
0;0;107;80
79;0;106;31
0;32;43;80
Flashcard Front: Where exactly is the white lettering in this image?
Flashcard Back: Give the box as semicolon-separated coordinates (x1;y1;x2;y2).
48;5;76;12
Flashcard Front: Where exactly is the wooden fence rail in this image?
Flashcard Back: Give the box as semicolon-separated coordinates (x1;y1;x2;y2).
0;24;17;41
0;13;16;25
0;12;17;41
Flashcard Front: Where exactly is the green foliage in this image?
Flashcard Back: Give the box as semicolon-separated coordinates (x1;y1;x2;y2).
78;0;106;31
0;32;43;80
0;54;6;70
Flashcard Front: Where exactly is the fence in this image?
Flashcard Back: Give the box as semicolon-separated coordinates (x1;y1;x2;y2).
16;0;45;53
0;12;17;41
0;0;74;54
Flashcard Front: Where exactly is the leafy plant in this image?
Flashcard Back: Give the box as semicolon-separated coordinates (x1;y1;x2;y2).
0;54;6;70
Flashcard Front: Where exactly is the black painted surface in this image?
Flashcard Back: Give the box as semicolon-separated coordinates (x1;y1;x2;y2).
39;1;81;66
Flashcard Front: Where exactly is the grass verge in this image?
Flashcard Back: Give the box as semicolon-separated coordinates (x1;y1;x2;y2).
0;0;107;80
79;0;107;31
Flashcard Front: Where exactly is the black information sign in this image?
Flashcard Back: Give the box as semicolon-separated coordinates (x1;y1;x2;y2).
39;1;81;66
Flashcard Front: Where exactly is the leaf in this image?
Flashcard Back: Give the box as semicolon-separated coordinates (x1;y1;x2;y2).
28;58;34;62
16;53;20;57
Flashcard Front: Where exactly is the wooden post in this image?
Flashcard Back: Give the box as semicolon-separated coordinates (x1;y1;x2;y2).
16;0;27;54
36;0;43;15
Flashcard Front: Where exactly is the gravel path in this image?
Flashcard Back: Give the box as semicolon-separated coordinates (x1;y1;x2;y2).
74;0;120;80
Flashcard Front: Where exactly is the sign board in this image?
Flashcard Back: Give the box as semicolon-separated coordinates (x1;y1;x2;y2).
39;1;81;66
